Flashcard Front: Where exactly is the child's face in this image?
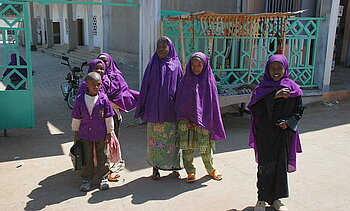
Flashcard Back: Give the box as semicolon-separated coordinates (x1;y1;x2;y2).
93;62;105;77
98;55;109;69
191;58;204;76
269;61;285;81
157;40;169;59
86;78;102;96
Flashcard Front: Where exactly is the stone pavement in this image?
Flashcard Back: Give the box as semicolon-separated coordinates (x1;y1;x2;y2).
0;49;350;210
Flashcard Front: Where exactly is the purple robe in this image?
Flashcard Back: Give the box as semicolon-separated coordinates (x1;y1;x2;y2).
248;54;303;172
175;52;226;140
98;53;139;112
3;54;27;81
72;92;114;141
134;36;183;123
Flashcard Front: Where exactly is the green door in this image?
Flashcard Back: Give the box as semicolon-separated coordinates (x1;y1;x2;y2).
0;1;34;129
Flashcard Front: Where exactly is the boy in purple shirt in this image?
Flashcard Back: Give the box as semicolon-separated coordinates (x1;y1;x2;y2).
71;72;115;191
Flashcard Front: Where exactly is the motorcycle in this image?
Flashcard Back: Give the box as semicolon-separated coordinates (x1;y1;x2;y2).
60;56;87;109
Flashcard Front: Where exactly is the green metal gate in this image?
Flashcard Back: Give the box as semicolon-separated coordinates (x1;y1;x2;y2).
0;0;140;131
161;12;325;88
0;1;34;130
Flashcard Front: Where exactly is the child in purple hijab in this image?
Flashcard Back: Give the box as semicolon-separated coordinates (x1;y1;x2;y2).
97;53;139;179
175;52;226;182
248;54;304;211
78;59;111;96
2;54;27;90
135;36;183;179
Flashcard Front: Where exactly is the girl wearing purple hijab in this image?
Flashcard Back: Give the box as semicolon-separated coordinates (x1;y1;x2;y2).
135;36;183;179
97;53;139;179
78;59;111;96
248;55;303;211
3;54;27;90
175;52;226;183
97;53;139;136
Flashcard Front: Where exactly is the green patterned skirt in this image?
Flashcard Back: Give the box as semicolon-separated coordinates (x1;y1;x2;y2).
147;122;183;170
177;120;215;153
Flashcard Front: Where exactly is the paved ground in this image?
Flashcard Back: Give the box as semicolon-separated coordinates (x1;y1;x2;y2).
0;50;350;210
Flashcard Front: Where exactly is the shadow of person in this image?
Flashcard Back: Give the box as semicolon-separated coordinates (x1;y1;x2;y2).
227;206;276;211
25;169;86;210
88;173;211;205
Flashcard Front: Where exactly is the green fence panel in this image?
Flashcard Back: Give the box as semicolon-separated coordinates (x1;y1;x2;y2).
0;1;34;129
161;13;324;88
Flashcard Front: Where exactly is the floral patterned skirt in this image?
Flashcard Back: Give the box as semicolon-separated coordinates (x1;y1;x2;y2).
147;122;183;170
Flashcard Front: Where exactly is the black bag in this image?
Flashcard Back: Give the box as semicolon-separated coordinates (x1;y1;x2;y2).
69;140;84;170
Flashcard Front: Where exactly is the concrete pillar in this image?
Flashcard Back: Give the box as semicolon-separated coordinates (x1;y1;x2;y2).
58;4;65;45
45;5;54;48
139;0;161;89
40;5;46;45
87;5;94;52
314;0;340;92
29;2;38;47
67;3;78;51
101;0;111;53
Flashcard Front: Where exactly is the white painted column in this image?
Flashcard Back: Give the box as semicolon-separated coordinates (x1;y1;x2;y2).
40;5;46;45
45;5;54;48
29;2;38;46
67;2;77;51
315;0;340;92
101;0;111;53
87;5;94;52
139;0;161;89
58;4;65;45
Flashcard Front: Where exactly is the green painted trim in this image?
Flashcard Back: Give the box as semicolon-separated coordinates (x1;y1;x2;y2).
16;0;139;7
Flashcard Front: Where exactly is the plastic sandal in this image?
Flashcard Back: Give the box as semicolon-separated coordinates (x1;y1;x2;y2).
209;170;223;181
108;173;120;182
186;173;196;183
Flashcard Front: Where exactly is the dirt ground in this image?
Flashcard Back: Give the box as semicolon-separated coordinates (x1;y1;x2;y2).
0;51;349;211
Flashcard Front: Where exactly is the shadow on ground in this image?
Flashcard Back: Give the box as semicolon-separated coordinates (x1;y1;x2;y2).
25;170;209;209
228;207;276;211
25;169;85;210
88;174;209;205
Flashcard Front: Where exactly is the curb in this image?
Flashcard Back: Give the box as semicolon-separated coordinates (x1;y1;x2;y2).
323;90;350;102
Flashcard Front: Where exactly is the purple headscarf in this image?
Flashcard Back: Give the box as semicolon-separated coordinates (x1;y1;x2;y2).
175;52;226;140
78;59;111;95
98;53;139;112
134;36;183;123
98;53;122;77
3;54;27;81
248;54;303;172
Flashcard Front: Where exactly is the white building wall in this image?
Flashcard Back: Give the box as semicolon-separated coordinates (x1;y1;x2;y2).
93;5;102;48
51;4;60;22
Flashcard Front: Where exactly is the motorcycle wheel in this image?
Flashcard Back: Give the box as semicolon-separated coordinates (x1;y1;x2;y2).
67;89;78;109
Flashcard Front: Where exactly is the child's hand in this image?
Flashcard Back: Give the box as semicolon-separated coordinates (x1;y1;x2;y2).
275;88;290;99
105;133;112;143
184;119;194;129
276;120;288;129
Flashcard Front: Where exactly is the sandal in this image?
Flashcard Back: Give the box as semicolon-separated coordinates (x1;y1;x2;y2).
209;170;223;181
108;173;120;182
151;168;161;180
186;173;196;183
